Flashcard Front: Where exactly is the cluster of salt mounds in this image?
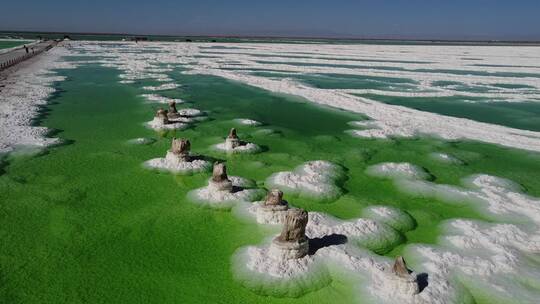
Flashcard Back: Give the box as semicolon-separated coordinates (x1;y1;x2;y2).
144;138;210;174
367;161;540;303
234;118;262;126
0;46;76;154
145;102;206;131
188;163;264;210
266;160;345;202
214;128;261;154
232;202;451;303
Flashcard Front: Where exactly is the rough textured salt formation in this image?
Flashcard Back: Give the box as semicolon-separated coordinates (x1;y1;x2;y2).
269;208;310;260
214;128;261;154
363;205;416;233
266;160;345;202
368;160;540;303
144;138;211;174
0;45;75;154
188;162;263;210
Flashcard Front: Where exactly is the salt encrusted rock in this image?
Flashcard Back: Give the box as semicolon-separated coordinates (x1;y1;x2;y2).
146;108;188;130
225;128;241;149
214;128;261;154
166;138;190;162
256;189;289;224
156;108;169;124
144;138;211;174
208;162;233;192
167;101;180;119
389;256;420;296
270;209;309;260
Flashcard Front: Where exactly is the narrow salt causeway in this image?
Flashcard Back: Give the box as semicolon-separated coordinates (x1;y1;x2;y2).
266;160;345;202
144;138;211;174
214;128;261;154
232;206;435;302
233;118;262;126
188;162;264;209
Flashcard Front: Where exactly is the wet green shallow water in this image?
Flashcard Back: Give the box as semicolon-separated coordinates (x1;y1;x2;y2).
1;63;540;303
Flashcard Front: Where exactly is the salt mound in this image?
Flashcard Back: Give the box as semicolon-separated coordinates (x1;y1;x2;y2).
234;118;262;126
188;176;264;210
144;156;211;174
266;160;345;202
214;142;261;153
366;162;430;180
145;117;188;130
231;244;331;297
363;205;416;233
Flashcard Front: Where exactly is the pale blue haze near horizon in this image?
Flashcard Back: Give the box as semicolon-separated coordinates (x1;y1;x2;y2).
1;0;539;40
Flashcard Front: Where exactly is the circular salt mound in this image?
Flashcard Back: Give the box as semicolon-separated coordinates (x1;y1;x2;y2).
143;158;211;175
214;142;261;154
366;162;429;180
363;205;416;233
187;176;263;210
127;137;155;145
231;245;331;298
265;160;345;202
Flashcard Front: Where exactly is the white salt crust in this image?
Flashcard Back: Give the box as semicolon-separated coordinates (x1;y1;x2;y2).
140;93;185;104
266;160;344;201
188;176;264;210
145;117;188;131
214;142;261;154
71;42;540;151
429;152;464;165
234;118;262;126
142;82;179;91
126;137;155;145
144;152;211;174
0;45;76;154
367;161;540;303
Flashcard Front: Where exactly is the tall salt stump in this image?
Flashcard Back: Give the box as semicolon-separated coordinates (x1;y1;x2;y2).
390;256;420;295
270;208;309;259
167;101;180;119
225;128;241;150
208;162;233;192
165;138;191;163
256;189;289;223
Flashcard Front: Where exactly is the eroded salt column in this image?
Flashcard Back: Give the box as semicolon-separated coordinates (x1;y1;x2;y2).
208;162;233;192
225;128;241;150
165;138;191;163
256;189;289;224
167;101;180;119
390;256;420;295
269;208;309;259
155;108;169;124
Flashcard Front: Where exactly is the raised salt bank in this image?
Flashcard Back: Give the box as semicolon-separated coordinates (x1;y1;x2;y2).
144;138;211;174
214;128;261;153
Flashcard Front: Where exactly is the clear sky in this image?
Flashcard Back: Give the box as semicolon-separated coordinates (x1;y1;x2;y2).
1;0;539;40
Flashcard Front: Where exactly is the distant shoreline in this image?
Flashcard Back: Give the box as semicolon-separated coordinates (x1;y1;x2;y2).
1;30;540;46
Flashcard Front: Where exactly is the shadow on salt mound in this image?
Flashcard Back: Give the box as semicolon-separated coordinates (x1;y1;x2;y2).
265;160;347;203
363;205;417;233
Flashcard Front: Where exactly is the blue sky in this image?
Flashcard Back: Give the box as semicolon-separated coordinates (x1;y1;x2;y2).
1;0;539;40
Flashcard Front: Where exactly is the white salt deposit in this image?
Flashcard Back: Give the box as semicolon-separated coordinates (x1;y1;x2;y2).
126;137;155;145
188;176;264;210
366;160;540;303
429;152;464;165
144;152;211;174
234;118;262;126
363;205;416;233
366;162;430;180
266;160;345;201
145;117;188;131
0;45;76;154
142;83;179;91
140;93;185;104
214;142;261;154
